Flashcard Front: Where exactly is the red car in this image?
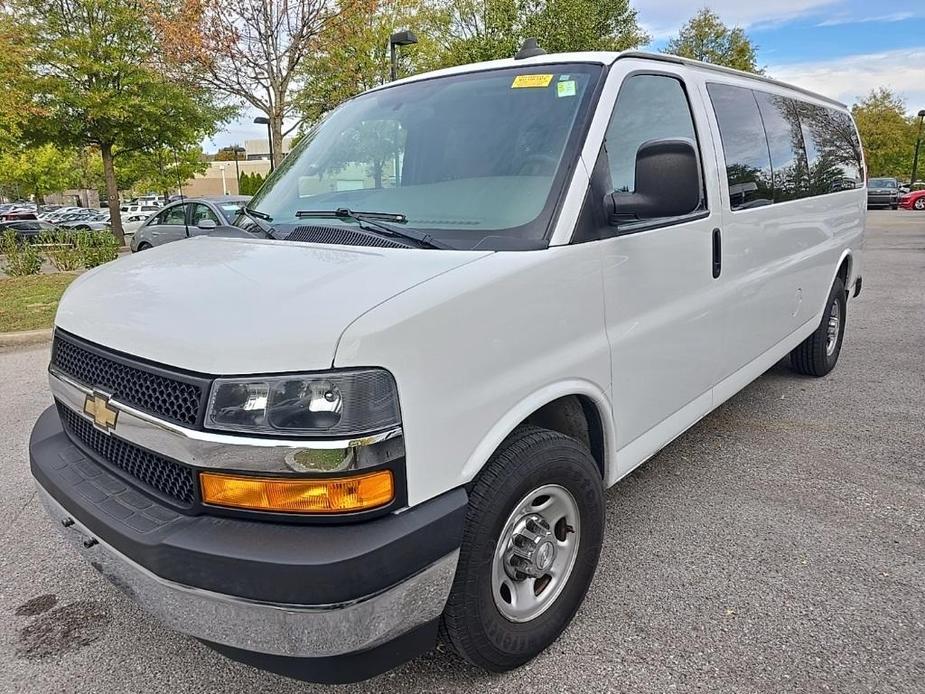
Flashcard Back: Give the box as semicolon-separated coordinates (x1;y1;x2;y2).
899;190;925;210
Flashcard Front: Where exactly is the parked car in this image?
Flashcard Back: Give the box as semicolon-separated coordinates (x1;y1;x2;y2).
120;203;161;216
0;210;38;222
30;50;864;684
0;219;58;241
867;177;900;209
121;212;152;238
899;189;925;210
130;195;251;251
59;212;111;231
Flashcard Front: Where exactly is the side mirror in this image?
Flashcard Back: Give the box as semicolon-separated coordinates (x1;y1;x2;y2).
607;139;702;224
196;219;218;230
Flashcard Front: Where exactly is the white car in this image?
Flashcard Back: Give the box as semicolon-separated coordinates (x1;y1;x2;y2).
31;48;863;684
120;212;153;240
119;203;161;216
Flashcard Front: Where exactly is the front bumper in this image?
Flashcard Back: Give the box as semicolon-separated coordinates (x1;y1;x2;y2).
867;193;898;207
30;405;467;680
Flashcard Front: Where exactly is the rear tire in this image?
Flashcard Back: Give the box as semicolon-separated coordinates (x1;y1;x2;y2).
915;198;925;211
789;277;846;377
440;426;604;672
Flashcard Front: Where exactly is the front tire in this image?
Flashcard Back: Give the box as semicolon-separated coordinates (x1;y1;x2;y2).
789;277;847;377
441;426;604;672
915;198;925;211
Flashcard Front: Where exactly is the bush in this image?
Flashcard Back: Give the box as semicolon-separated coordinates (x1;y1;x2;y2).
75;230;119;268
37;230;83;271
1;229;42;276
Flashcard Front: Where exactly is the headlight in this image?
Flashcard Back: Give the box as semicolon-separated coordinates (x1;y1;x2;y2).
206;369;400;437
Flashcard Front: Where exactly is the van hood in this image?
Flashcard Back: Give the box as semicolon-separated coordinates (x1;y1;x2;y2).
56;236;490;374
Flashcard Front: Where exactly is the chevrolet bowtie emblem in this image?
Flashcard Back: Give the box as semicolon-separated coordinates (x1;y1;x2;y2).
83;392;119;433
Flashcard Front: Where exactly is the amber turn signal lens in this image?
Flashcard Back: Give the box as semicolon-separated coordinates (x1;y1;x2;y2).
200;470;394;513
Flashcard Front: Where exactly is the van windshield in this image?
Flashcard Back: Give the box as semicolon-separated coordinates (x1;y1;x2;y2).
869;178;897;188
247;64;602;249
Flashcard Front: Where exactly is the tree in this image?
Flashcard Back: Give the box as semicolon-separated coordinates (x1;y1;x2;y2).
154;0;336;168
214;148;242;161
0;14;38;150
17;0;230;243
0;145;79;204
663;9;762;74
296;0;448;125
238;171;266;195
852;88;917;179
439;0;648;66
294;0;648;127
118;146;210;199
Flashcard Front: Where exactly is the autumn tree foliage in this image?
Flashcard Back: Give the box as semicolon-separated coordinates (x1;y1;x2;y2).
852;88;919;180
154;0;338;168
12;0;229;242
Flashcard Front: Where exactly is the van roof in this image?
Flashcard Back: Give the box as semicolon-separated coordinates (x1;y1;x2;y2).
378;50;846;110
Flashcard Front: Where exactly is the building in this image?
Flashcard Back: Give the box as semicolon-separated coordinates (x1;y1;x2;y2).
182;159;272;197
243;138;295;161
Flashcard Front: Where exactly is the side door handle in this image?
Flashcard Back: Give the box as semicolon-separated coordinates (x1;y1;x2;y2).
712;228;722;279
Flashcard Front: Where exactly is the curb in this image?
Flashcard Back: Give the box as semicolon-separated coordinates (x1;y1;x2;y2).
0;328;53;348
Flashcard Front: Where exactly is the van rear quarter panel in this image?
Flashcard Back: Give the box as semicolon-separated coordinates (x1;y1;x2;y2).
334;245;613;507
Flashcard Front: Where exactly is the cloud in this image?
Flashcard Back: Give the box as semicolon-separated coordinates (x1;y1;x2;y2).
817;12;917;26
769;48;925;111
637;0;840;39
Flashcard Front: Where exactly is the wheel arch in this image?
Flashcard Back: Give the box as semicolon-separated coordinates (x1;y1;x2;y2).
459;380;615;486
819;249;853;318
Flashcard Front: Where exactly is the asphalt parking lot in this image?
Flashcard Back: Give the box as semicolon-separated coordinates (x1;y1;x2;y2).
0;210;922;693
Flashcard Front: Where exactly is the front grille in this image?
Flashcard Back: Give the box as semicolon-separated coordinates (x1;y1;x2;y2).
57;403;196;506
284;225;408;249
52;333;206;427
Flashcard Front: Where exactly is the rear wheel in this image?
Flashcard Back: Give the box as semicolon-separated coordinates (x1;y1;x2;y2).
914;198;925;211
441;426;603;672
789;277;846;377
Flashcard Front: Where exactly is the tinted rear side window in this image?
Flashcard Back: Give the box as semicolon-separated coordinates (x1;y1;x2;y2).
707;83;773;210
798;104;864;194
754;92;809;202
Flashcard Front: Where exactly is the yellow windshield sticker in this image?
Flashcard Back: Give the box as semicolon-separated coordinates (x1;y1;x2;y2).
557;80;577;98
512;74;554;89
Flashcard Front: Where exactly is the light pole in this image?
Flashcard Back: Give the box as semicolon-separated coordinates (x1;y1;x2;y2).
911;109;925;186
254;116;275;172
389;30;417;82
219;165;227;195
222;145;246;193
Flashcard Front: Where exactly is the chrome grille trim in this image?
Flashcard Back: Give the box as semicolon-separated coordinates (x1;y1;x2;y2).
49;367;403;473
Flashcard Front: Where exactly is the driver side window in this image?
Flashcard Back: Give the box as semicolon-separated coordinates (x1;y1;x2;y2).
606;74;702;197
191;204;219;225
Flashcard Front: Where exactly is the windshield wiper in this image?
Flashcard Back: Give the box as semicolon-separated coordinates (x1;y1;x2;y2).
240;206;278;239
244;206;273;221
295;208;453;250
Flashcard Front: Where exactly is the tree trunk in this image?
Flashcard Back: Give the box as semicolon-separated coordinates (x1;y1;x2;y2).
270;114;284;168
100;143;125;246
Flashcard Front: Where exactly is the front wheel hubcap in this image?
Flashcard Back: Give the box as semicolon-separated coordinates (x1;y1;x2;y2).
826;298;840;356
491;484;580;622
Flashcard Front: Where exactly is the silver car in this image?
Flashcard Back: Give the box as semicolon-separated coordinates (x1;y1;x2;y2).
130;196;251;252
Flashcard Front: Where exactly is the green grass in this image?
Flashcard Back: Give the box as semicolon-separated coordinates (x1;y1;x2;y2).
0;273;78;332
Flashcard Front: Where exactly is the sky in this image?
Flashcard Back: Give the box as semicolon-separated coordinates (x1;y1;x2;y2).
202;0;925;152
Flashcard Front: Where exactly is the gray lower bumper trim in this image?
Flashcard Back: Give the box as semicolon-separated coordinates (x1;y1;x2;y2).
38;486;458;658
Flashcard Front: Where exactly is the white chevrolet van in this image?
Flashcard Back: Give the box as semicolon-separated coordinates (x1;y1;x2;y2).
30;48;864;683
